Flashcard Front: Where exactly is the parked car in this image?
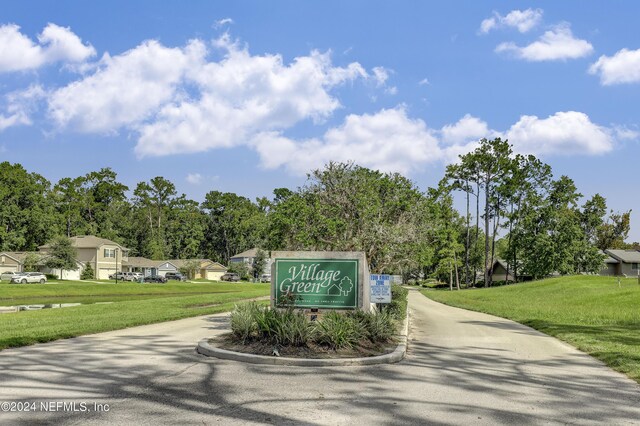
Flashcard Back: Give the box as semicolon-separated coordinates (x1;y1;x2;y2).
259;274;271;283
131;272;144;282
1;271;20;282
143;275;167;283
165;272;187;282
11;272;47;284
108;272;139;281
220;272;241;282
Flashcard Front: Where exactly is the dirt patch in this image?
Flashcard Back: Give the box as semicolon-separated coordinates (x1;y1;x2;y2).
209;333;398;358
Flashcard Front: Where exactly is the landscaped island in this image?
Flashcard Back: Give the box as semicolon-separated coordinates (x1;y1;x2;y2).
422;275;640;382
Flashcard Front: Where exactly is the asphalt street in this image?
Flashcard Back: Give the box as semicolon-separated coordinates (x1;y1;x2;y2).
0;289;639;425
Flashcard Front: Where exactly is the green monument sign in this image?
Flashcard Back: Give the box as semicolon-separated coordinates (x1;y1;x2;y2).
274;258;359;309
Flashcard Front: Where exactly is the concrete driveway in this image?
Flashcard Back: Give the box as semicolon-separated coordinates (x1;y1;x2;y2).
0;289;639;425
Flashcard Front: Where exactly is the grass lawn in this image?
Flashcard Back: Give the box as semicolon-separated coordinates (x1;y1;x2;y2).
421;275;640;382
0;281;270;350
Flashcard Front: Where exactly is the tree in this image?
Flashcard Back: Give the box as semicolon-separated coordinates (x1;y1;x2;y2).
595;210;632;250
201;191;265;264
228;262;250;281
133;177;178;259
81;262;95;280
0;162;59;251
252;248;268;279
267;162;435;276
179;259;201;280
44;236;78;277
22;252;41;271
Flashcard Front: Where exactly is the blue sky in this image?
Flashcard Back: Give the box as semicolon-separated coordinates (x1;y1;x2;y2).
1;1;639;241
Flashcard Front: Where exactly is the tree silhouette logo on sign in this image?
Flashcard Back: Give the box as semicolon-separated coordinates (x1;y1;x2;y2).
274;259;359;308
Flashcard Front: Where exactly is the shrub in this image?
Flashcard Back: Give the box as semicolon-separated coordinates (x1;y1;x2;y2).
253;306;312;346
315;311;363;349
45;273;58;280
384;285;408;321
230;302;258;343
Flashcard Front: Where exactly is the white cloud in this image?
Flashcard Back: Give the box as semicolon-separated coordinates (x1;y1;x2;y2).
440;114;497;145
252;108;441;175
214;18;234;29
496;23;593;61
186;173;203;184
48;39;207;133
0;23;95;72
134;38;371;156
0;84;46;131
480;9;543;34
372;66;389;86
418;77;430;86
250;109;620;175
589;48;640;85
505;111;613;156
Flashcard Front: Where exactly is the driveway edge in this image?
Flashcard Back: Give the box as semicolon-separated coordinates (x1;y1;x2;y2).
197;309;409;366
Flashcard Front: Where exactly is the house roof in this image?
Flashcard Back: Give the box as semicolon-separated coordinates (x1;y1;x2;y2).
230;248;259;259
598;250;619;264
605;249;640;263
39;235;130;251
122;257;161;268
161;259;226;270
0;251;42;263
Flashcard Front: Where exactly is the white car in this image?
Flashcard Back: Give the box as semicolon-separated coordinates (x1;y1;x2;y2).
11;272;47;284
1;271;20;282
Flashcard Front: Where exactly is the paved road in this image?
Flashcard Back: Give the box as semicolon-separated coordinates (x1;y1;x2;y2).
0;289;639;425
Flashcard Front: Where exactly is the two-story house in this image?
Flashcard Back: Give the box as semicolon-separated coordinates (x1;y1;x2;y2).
39;235;129;279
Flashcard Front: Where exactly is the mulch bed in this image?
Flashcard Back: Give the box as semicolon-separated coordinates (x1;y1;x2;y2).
209;333;398;359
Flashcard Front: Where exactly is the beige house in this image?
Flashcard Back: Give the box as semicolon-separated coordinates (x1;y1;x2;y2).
0;252;35;274
39;235;129;280
603;249;640;277
230;248;272;275
122;257;228;280
158;259;227;280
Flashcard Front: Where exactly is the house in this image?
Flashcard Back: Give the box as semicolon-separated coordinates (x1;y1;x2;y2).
0;252;38;274
121;257;160;277
229;248;272;275
598;251;620;276
39;235;129;280
603;249;640;277
487;259;533;282
156;259;228;280
487;259;514;282
0;251;85;279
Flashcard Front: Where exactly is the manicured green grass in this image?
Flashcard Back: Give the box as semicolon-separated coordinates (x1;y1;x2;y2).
0;282;270;350
0;280;261;305
422;275;640;382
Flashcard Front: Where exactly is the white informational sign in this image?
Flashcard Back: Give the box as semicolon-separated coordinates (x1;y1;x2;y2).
370;274;392;304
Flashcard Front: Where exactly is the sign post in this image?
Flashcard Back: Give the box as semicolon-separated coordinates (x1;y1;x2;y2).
369;274;391;304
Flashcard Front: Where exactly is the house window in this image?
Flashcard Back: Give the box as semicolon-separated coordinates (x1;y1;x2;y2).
104;248;116;258
632;263;639;270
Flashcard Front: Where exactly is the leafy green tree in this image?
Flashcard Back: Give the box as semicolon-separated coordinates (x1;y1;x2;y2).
133;177;178;259
179;259;201;280
252;248;268;279
44;236;78;276
0;162;59;251
201;191;265;264
267;162;434;276
596;210;632;250
228;262;250;280
22;252;41;271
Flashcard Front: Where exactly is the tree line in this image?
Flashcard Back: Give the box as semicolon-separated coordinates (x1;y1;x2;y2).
0;138;633;286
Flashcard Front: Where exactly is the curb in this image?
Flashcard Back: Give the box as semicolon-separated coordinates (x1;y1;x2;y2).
197;309;409;366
